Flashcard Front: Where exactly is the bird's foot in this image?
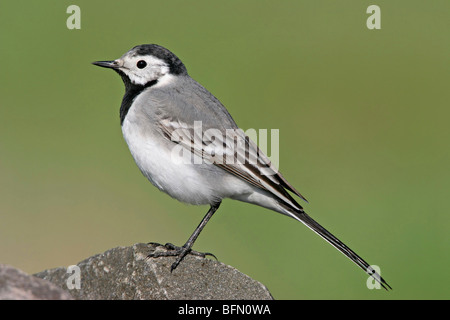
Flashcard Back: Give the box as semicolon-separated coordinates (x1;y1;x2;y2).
146;242;217;272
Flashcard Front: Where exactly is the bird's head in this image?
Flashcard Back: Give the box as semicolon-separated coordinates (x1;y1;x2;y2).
92;44;188;87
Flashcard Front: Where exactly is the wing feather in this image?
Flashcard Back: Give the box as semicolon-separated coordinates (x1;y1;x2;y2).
158;118;307;211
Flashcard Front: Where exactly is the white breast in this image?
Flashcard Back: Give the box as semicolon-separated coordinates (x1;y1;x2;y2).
121;102;220;206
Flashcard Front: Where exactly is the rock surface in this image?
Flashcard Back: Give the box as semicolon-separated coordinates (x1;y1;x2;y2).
0;264;73;300
34;243;273;300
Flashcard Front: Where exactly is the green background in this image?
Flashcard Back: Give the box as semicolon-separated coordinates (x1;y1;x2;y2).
0;1;448;299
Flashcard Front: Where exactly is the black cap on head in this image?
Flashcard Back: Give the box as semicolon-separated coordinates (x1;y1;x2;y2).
131;44;188;76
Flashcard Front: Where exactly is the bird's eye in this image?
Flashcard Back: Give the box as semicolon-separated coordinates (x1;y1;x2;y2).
137;60;147;69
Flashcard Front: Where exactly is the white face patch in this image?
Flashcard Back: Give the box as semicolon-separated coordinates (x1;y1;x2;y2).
116;54;170;85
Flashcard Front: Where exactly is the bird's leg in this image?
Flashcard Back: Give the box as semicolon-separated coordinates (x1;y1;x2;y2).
147;202;221;272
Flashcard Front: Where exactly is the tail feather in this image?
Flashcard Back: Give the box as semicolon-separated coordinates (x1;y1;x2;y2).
290;209;392;291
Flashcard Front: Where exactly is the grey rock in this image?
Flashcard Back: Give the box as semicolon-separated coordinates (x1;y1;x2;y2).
0;264;73;300
34;243;273;300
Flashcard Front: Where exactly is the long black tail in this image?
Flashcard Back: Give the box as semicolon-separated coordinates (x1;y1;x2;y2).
290;209;392;290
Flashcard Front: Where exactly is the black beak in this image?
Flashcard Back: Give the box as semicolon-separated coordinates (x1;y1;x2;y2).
92;60;118;69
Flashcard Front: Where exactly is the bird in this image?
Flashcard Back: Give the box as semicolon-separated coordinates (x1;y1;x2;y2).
92;44;391;290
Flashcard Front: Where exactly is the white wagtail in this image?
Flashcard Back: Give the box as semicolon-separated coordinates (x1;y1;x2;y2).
93;44;391;290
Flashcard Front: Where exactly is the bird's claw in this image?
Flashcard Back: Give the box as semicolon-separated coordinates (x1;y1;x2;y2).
146;242;218;271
